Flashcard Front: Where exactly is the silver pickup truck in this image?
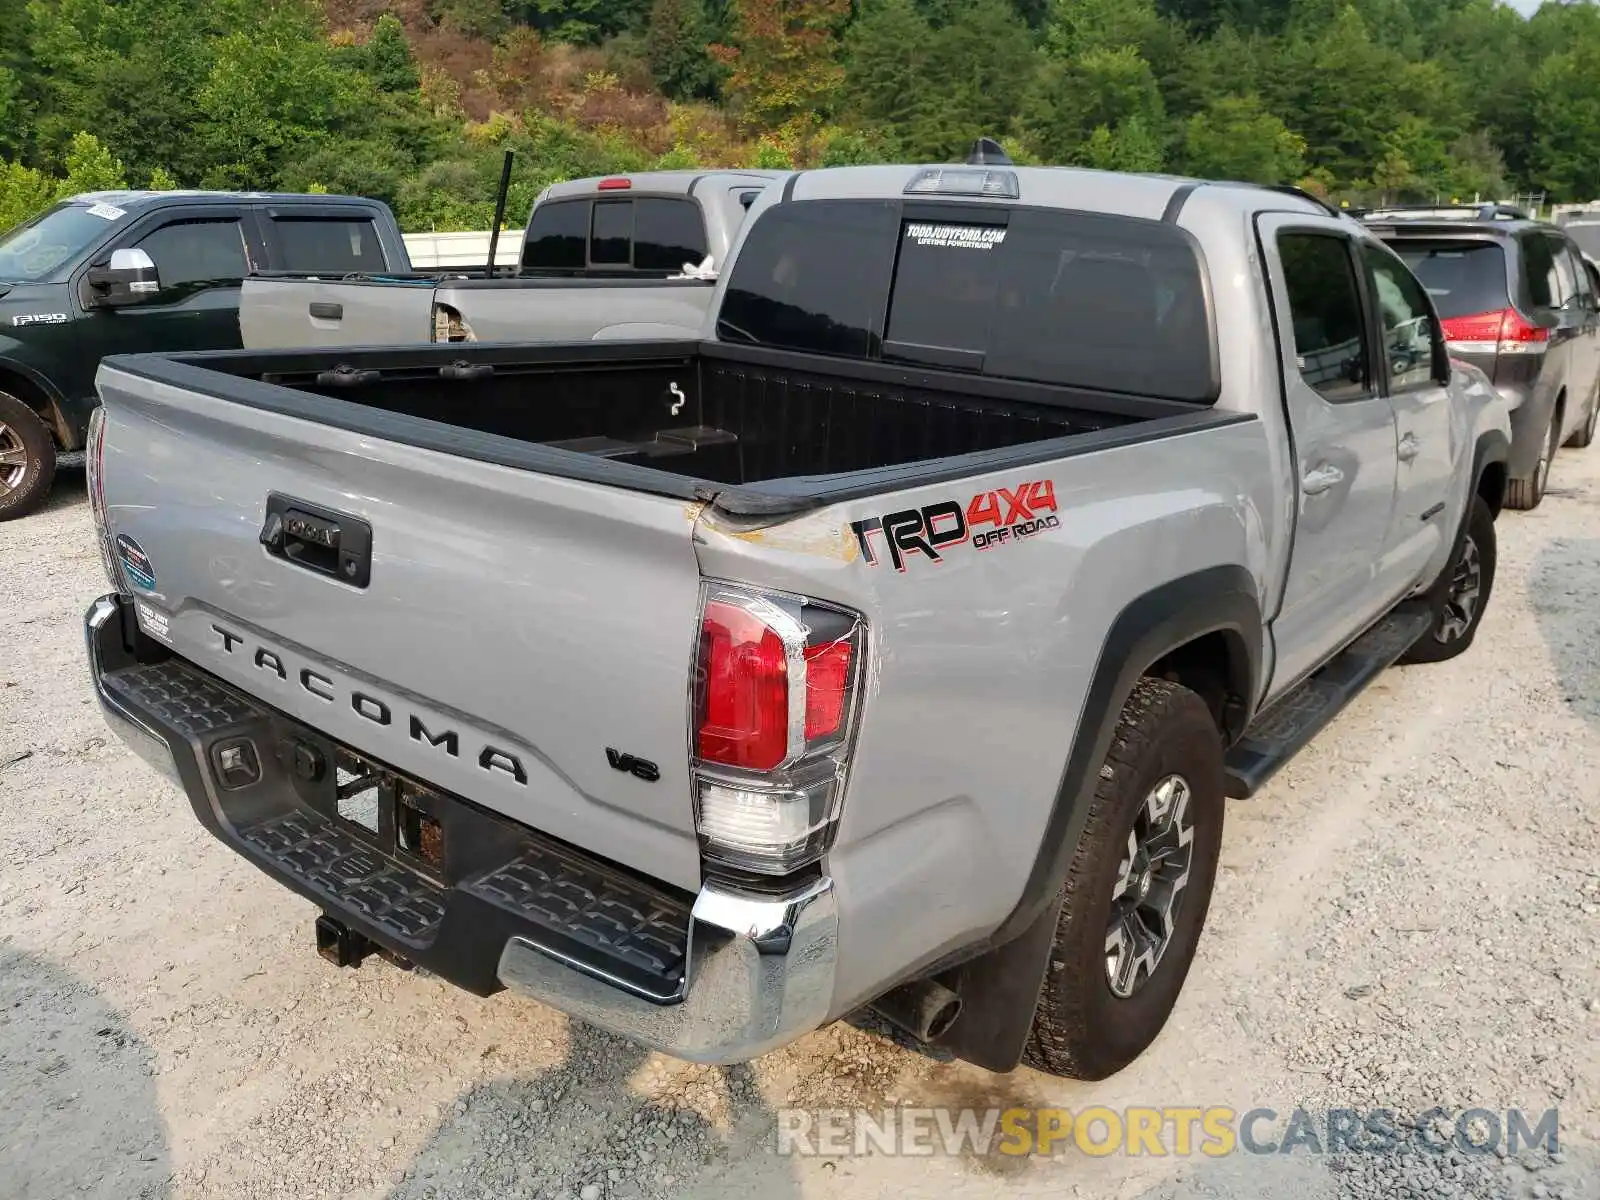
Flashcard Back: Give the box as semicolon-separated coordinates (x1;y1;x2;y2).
85;163;1510;1081
238;170;783;350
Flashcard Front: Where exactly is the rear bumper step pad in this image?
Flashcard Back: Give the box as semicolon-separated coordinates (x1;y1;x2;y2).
88;600;692;1001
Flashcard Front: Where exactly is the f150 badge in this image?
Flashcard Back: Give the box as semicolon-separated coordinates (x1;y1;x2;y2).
852;479;1060;571
12;313;68;327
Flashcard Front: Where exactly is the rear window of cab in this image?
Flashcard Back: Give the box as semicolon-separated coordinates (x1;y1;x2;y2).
716;199;1218;403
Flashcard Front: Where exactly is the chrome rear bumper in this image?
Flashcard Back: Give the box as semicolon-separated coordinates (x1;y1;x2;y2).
497;875;837;1064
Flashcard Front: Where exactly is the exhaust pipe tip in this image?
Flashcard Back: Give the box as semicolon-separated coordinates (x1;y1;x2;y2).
869;978;962;1043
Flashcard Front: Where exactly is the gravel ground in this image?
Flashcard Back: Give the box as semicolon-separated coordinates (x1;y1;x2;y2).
2;457;1597;1200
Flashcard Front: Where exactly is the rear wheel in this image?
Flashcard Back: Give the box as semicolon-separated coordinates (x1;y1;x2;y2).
1023;677;1224;1081
1400;496;1497;665
1565;385;1598;449
0;390;55;521
1506;405;1559;511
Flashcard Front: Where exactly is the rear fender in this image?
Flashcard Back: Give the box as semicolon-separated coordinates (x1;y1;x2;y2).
937;566;1262;1071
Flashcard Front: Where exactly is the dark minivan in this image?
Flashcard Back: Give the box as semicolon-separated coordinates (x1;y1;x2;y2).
0;190;408;519
1363;204;1600;510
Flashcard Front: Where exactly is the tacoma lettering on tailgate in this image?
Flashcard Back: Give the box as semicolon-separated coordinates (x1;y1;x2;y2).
851;479;1059;571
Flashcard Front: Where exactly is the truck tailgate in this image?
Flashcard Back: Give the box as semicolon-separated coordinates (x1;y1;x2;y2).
95;362;705;891
240;277;438;349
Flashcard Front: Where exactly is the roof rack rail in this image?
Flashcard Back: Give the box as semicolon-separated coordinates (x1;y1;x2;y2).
1355;202;1530;223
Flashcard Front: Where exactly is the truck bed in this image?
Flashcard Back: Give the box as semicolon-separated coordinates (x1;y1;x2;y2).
105;340;1239;515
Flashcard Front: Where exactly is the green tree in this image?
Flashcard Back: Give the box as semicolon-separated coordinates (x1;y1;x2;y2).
0;159;55;232
1026;45;1165;165
58;131;126;194
645;0;721;101
367;14;421;94
1179;94;1305;183
194;1;364;188
711;0;851;133
1081;115;1165;173
1526;48;1600;200
842;0;936;150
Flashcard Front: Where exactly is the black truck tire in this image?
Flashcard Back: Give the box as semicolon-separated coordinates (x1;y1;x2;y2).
1023;677;1224;1081
1399;496;1497;665
0;390;56;521
1506;406;1559;511
1564;386;1598;449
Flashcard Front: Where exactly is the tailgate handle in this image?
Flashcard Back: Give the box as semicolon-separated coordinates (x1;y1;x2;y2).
309;301;343;320
260;493;372;588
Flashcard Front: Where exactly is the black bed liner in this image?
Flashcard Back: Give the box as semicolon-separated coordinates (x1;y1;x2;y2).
103;339;1253;518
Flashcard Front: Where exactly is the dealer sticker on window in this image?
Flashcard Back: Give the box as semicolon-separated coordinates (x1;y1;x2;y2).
85;202;126;221
904;223;1007;251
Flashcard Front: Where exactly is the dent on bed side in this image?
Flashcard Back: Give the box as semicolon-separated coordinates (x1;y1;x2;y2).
693;505;862;563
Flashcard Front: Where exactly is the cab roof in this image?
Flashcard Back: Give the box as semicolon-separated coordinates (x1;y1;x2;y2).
539;170;786;202
61;190;381;209
777;163;1346;225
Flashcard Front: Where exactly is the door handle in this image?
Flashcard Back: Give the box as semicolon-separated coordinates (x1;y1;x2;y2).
309;301;343;320
1398;433;1421;462
1302;464;1345;496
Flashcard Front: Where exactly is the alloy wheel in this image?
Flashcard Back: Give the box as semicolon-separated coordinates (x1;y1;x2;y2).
1435;534;1482;644
0;421;28;497
1104;774;1195;999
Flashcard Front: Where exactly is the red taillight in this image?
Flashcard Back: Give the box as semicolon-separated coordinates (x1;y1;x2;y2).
697;599;790;771
1439;310;1505;343
1440;308;1548;352
1495;308;1549;344
691;584;865;874
802;639;852;740
597;177;632;191
694;589;863;771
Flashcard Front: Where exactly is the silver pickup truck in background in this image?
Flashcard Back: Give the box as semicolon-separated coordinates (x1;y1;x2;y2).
87;162;1509;1081
238;170;783;349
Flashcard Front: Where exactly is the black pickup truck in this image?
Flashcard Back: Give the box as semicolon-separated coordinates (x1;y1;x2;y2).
0;190;408;519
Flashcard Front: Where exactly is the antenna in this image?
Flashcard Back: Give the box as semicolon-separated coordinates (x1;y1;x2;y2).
966;137;1013;166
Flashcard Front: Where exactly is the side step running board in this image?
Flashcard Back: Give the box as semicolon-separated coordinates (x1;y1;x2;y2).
1224;606;1432;798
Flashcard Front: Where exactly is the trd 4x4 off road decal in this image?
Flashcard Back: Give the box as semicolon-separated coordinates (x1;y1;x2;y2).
852;479;1060;571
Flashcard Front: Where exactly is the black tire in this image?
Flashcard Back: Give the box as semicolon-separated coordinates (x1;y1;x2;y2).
1564;387;1598;449
1023;677;1224;1081
1399;496;1497;665
0;390;56;521
1506;403;1559;511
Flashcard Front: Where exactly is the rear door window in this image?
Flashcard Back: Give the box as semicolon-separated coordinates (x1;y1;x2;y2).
718;200;1216;401
1391;241;1509;319
1276;232;1370;403
1521;231;1563;309
522;200;588;272
269;216;384;273
522;196;708;274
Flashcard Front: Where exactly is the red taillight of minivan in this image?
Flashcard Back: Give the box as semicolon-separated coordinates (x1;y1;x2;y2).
1441;308;1549;356
691;584;865;875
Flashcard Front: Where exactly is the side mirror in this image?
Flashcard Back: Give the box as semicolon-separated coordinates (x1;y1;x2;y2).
84;248;160;308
